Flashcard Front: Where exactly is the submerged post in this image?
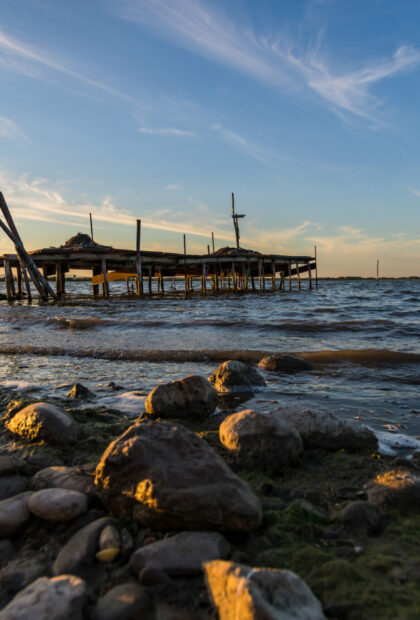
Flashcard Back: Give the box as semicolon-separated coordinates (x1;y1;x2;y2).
183;234;188;293
101;258;110;297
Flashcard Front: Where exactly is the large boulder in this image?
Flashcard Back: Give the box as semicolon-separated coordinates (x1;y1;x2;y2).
28;489;88;521
95;421;262;532
53;517;115;576
209;361;266;393
145;375;217;419
0;492;32;538
130;531;230;577
219;409;303;471
203;560;325;620
274;407;378;452
258;354;313;373
0;575;86;620
5;403;76;445
365;469;420;513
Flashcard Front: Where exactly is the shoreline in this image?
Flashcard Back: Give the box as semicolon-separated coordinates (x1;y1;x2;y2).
1;360;420;618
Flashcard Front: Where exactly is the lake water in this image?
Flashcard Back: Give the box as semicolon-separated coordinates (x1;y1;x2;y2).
0;278;419;456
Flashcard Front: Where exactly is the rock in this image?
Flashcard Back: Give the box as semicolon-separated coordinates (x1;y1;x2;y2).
99;525;120;550
337;501;382;534
0;540;14;566
28;489;88;521
107;382;123;391
96;548;119;563
0;575;86;620
93;583;151;620
0;555;48;592
209;361;266;393
95;420;261;531
53;516;114;576
274;406;378;452
258;354;313;373
365;469;420;512
0;493;32;538
67;383;92;399
32;466;95;499
0;455;25;476
130;531;230;576
219;409;303;471
203;560;325;620
144;375;217;419
6;403;76;445
0;476;29;501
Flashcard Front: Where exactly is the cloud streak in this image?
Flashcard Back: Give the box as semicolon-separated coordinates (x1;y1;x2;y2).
0;116;28;145
138;126;194;136
115;0;420;123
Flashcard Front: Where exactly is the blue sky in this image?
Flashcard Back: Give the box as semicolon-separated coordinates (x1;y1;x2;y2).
0;0;419;276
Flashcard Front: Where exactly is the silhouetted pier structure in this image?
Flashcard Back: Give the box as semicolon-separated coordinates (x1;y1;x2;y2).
0;192;317;301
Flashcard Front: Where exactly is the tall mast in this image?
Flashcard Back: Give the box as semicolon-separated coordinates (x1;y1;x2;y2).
231;192;245;250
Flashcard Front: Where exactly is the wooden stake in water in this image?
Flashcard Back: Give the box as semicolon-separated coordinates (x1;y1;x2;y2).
314;245;318;288
183;234;188;293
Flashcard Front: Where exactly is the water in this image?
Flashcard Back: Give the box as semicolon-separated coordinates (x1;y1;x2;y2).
0;278;419;455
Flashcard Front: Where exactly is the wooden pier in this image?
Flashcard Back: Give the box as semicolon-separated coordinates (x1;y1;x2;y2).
0;241;316;300
0;192;317;301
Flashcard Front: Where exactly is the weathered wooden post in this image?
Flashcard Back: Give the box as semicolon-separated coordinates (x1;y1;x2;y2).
271;261;276;290
183;234;188;294
136;219;142;296
55;262;64;297
295;262;301;290
202;263;207;293
258;259;262;291
16;264;23;299
4;258;13;300
314;245;318;288
101;258;110;297
288;261;292;291
212;232;215;253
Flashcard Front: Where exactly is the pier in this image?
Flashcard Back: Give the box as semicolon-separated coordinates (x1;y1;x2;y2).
0;192;317;301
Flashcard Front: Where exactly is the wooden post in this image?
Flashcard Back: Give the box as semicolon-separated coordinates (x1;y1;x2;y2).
258;260;262;290
288;261;292;291
202;263;207;293
90;213;94;241
148;267;152;294
92;264;100;295
16;264;23;299
183;234;188;293
314;245;318;288
271;261;276;291
0;193;57;301
136;219;142;296
262;262;266;291
4;259;13;301
308;261;312;290
101;258;110;297
55;262;63;297
280;271;285;291
159;269;164;294
232;263;237;291
212;232;215;253
207;245;210;255
295;262;301;290
376;259;379;285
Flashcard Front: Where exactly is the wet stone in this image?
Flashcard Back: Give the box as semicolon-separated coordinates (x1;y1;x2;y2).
32;466;95;500
0;492;32;539
6;402;76;445
145;374;218;419
258;354;313;373
93;583;151;620
209;360;266;393
28;488;88;521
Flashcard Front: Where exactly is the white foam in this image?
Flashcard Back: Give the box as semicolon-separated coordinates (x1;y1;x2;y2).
375;430;420;456
84;390;146;416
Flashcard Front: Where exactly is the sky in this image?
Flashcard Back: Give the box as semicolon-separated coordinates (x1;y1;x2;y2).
0;0;419;277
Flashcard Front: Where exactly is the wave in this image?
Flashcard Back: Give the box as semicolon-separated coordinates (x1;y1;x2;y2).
0;346;418;365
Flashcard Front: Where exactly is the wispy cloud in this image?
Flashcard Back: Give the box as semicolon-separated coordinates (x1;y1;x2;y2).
0;116;28;145
166;182;183;190
211;123;288;168
138;126;194;136
114;0;420;123
410;189;420;198
0;28;137;103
